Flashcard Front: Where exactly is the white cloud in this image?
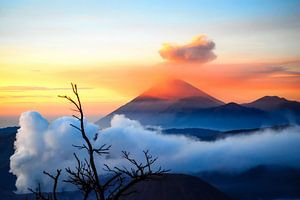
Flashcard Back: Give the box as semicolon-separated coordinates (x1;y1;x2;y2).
10;112;300;193
159;35;216;63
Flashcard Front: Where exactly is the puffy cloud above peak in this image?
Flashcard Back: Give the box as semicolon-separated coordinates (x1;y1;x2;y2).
159;35;217;63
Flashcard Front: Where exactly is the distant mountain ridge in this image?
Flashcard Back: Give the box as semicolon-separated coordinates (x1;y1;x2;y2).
97;79;300;130
244;96;291;111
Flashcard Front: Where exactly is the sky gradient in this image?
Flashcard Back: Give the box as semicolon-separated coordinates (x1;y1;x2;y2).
0;0;300;126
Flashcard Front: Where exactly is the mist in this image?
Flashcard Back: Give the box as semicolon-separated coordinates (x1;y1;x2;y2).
10;111;300;193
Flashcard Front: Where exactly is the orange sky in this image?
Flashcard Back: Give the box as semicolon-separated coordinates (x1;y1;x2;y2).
1;59;300;122
0;1;300;126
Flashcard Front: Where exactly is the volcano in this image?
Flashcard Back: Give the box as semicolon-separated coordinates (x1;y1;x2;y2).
97;79;300;130
140;79;223;103
97;79;225;128
243;96;300;124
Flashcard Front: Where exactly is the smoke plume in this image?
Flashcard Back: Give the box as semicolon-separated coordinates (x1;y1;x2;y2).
10;111;300;193
159;35;216;63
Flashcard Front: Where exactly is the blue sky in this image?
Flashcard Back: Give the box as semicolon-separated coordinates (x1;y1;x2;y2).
1;0;299;65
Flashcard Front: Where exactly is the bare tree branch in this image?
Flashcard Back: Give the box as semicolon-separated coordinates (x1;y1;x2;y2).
43;170;61;200
29;169;61;200
30;83;168;200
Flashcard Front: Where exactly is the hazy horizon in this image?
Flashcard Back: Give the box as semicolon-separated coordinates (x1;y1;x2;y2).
1;78;299;128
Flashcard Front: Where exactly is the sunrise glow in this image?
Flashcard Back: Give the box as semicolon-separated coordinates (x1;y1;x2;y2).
0;0;299;126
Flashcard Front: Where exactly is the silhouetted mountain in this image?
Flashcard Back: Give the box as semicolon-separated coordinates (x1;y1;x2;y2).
97;79;299;130
0;126;19;134
165;103;275;130
1;174;232;200
198;165;300;200
244;96;294;111
140;79;224;104
163;125;292;141
0;127;18;192
120;79;224;112
97;79;225;128
244;96;300;124
163;128;221;141
120;174;232;200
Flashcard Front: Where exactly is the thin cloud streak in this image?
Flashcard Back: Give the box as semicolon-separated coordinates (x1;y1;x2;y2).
0;86;93;91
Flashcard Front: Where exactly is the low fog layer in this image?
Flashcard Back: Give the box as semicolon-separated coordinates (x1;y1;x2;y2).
10;111;300;193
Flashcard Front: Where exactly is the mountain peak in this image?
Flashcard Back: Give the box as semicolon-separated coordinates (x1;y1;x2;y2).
140;79;222;103
223;102;241;108
243;95;294;111
257;96;287;103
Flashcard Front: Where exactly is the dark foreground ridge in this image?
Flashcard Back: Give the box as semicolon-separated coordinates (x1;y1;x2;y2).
120;173;232;200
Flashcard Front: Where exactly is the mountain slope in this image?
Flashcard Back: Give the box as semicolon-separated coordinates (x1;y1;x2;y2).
97;79;224;128
122;79;224;112
161;103;278;130
244;96;300;124
0;127;18;192
244;96;300;111
140;79;223;103
199;165;300;200
97;80;299;130
121;174;231;200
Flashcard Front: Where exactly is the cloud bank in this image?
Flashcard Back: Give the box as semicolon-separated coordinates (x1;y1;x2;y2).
159;35;216;63
10;112;300;193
